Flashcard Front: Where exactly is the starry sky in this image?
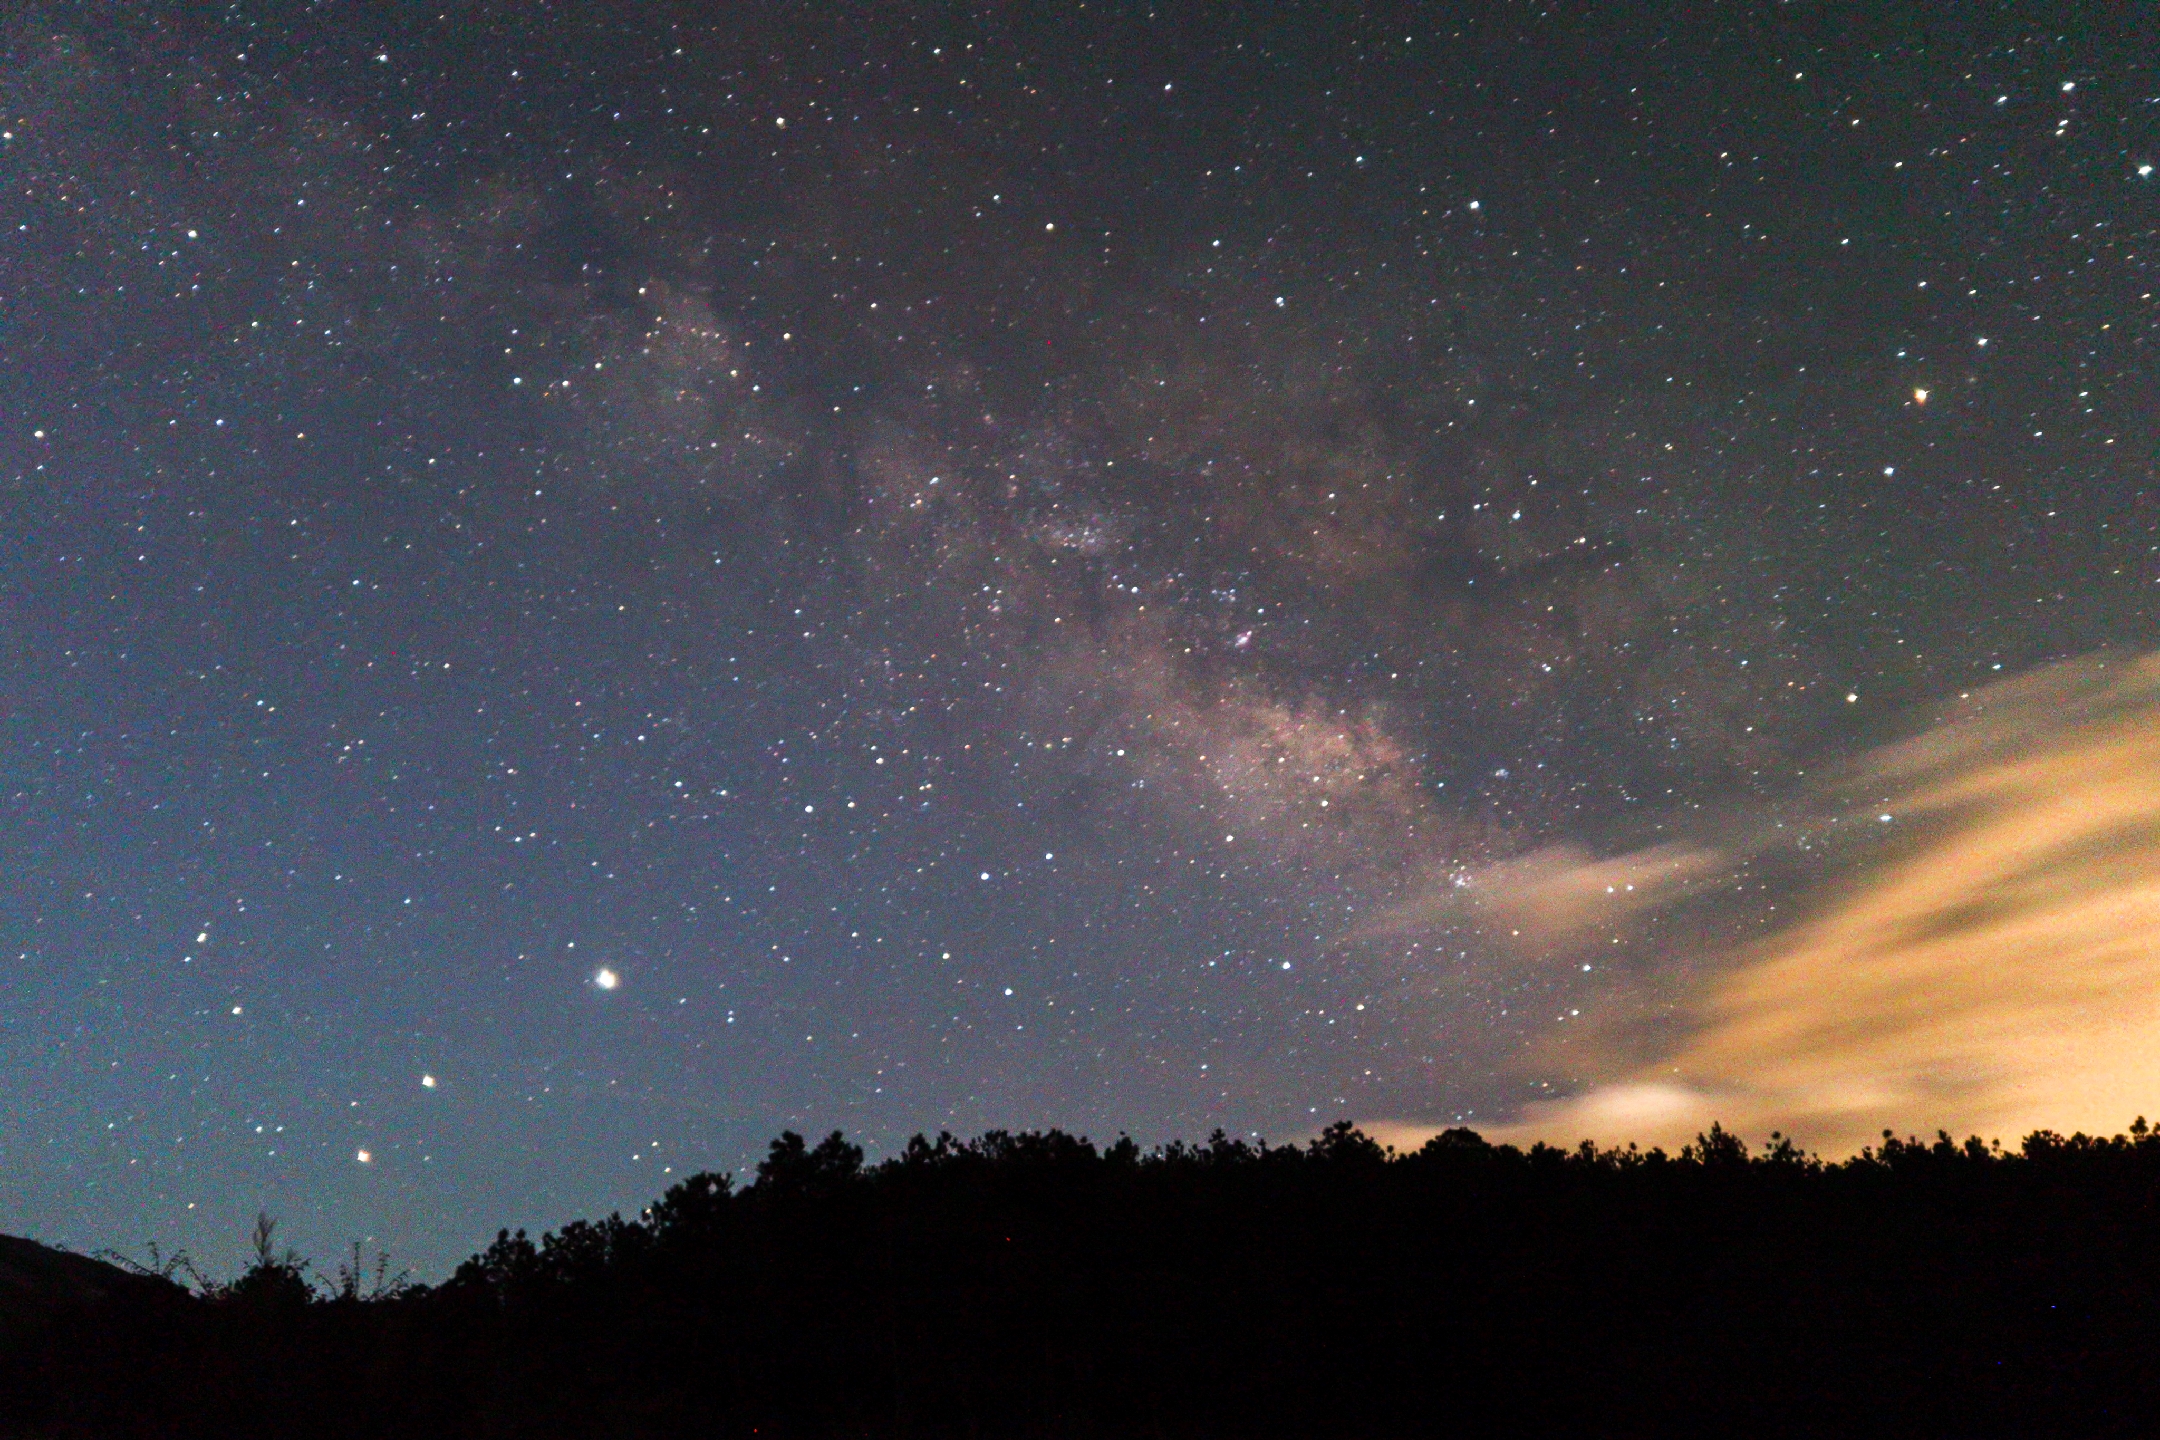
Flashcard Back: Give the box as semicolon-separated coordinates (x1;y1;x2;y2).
4;3;2156;1276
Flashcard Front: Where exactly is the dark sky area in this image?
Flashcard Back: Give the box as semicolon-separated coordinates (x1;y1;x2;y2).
3;2;2155;1276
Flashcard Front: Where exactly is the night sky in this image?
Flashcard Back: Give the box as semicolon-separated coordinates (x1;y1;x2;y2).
5;4;2157;1277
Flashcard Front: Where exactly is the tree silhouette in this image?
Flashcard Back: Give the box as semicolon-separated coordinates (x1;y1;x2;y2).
16;1119;2160;1437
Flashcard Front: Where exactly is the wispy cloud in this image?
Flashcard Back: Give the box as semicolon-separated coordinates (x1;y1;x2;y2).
1367;840;1725;950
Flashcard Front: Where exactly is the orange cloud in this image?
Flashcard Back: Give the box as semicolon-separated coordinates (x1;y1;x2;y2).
1402;654;2160;1154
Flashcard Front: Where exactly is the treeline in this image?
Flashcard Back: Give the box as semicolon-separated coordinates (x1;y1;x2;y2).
12;1120;2160;1437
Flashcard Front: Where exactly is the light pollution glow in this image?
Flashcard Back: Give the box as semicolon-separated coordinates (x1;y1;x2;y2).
1369;653;2160;1155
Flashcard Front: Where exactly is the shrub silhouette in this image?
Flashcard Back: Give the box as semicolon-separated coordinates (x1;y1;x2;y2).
207;1212;314;1312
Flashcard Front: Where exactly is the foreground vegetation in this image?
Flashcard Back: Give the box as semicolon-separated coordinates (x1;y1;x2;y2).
10;1120;2160;1437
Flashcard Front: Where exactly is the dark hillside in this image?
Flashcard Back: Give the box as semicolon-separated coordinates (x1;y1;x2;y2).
0;1235;191;1317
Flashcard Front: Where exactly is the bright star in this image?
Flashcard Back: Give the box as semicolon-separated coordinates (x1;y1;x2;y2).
594;967;620;991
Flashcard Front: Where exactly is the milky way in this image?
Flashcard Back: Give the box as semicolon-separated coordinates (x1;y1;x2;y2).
4;6;2155;1274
